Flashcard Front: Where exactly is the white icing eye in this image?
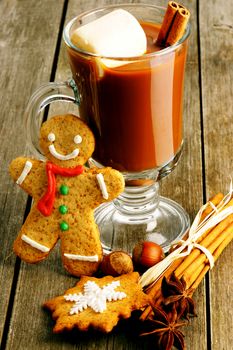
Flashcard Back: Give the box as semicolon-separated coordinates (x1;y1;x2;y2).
48;133;55;142
74;135;82;144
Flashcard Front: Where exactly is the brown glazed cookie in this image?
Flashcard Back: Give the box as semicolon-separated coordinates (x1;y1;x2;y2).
9;114;124;276
43;272;149;333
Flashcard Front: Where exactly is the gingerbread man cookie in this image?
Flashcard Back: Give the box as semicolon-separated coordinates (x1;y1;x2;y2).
9;114;124;276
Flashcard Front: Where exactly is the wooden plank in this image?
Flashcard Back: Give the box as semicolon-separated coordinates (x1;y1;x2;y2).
199;0;233;349
0;0;66;347
159;0;208;349
4;0;208;349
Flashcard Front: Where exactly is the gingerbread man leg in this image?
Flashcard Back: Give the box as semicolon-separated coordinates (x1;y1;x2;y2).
60;211;102;276
13;205;59;263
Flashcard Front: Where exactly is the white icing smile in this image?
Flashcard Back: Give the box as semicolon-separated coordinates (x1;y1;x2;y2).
47;132;82;161
49;144;79;161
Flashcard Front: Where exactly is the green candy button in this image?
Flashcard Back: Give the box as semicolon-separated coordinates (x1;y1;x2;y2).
59;205;68;215
60;221;69;231
60;184;69;195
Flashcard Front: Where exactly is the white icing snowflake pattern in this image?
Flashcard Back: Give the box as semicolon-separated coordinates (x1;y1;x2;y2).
64;280;127;314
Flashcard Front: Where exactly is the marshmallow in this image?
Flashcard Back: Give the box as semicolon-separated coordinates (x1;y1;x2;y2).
71;9;147;61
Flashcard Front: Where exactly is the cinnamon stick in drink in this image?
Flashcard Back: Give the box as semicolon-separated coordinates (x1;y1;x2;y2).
156;1;179;46
156;1;190;47
166;6;190;46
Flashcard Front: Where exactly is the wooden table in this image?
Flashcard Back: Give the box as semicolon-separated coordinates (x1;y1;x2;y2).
1;0;232;349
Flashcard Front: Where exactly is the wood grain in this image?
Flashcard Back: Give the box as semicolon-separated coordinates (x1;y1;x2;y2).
0;0;232;349
0;0;66;347
159;0;207;348
199;0;233;349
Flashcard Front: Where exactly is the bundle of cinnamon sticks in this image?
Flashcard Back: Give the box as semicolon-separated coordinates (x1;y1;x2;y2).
140;192;233;321
156;1;190;47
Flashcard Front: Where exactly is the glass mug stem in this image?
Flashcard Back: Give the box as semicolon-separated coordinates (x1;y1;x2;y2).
114;181;160;219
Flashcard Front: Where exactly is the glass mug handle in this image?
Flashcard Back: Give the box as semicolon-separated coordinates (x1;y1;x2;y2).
25;78;80;159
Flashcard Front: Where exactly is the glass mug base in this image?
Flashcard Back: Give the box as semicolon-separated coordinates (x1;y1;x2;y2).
92;149;190;254
95;196;189;254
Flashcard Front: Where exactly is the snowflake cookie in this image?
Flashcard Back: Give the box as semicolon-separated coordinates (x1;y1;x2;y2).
43;272;149;333
9;114;124;276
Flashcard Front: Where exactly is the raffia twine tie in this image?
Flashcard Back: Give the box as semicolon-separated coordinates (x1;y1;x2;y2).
140;184;233;288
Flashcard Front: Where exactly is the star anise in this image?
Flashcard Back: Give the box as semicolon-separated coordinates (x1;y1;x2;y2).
161;273;196;319
140;303;187;350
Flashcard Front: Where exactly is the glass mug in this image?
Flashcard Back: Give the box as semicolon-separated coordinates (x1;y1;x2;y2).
26;4;191;253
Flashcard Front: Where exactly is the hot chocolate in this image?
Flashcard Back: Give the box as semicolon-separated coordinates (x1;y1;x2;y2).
67;21;188;172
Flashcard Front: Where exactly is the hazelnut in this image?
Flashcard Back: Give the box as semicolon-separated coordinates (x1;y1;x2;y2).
101;251;134;276
132;241;165;269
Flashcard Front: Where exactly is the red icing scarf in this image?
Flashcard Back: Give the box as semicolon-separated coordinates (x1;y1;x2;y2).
37;162;84;216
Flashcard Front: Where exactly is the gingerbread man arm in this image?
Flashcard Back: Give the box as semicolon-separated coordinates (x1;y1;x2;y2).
9;157;47;199
88;167;124;208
